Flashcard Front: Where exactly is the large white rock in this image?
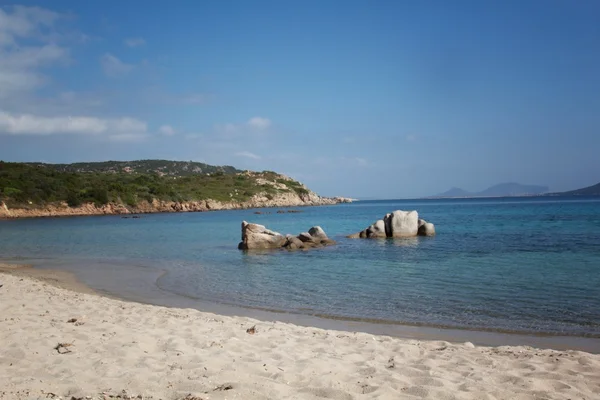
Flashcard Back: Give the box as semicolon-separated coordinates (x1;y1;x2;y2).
386;210;419;237
348;210;434;238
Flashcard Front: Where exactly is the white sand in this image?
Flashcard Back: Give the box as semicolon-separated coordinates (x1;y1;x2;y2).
1;271;599;400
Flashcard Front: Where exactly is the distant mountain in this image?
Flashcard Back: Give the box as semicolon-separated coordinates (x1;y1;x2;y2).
435;187;473;198
477;183;549;197
25;159;240;177
551;182;600;196
431;182;549;198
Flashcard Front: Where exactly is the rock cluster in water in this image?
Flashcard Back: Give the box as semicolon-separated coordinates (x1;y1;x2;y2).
347;210;436;238
238;221;336;250
238;209;435;250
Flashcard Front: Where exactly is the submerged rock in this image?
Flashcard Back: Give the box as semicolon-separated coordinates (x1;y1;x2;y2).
238;222;335;250
348;210;435;238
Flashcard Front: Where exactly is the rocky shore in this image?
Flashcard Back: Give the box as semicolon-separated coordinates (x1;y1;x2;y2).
0;192;353;219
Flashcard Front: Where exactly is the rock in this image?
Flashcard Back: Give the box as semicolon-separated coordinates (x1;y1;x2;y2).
308;226;327;239
239;222;336;251
418;222;436;236
238;221;287;250
297;232;316;243
366;219;386;238
387;210;419;237
284;236;305;250
348;210;434;238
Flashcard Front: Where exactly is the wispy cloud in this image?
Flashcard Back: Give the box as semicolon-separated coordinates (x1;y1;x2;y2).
159;124;175;136
107;133;148;142
124;37;145;47
215;116;272;137
100;53;133;77
354;157;368;167
313;156;369;168
247;116;271;130
0;6;70;100
0;5;62;47
406;134;417;142
235;151;261;160
0;110;147;137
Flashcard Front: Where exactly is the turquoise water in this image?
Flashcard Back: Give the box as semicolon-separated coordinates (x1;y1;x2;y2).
1;197;599;337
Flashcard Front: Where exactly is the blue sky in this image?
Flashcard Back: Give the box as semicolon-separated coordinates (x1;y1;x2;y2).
0;1;599;198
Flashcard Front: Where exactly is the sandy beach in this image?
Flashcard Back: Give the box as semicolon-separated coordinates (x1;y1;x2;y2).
1;265;599;400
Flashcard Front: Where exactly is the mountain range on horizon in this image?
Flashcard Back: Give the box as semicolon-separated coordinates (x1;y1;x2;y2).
552;182;600;196
430;183;550;198
430;181;600;198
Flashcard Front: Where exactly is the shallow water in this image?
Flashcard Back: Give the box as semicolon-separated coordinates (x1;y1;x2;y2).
1;197;599;337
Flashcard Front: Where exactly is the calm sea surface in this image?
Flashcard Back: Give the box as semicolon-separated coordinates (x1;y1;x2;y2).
1;197;599;337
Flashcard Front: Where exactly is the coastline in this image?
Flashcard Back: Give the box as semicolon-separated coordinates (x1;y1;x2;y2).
1;263;599;399
0;193;353;220
3;261;600;353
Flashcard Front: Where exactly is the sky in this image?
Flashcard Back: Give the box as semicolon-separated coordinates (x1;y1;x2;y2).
0;0;599;199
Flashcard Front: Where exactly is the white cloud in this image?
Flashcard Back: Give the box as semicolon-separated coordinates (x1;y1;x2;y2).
108;133;148;142
0;70;44;98
313;156;369;167
159;125;176;136
214;117;272;137
0;6;61;46
354;157;368;167
406;134;417;142
214;122;240;136
0;6;70;100
124;37;145;47
235;151;261;160
247;116;271;130
0;43;67;69
0;110;147;136
101;53;133;77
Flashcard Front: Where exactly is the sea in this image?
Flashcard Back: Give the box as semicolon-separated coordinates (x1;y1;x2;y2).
1;197;599;340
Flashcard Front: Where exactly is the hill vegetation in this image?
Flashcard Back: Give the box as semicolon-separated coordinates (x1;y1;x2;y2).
0;161;312;208
27;159;240;176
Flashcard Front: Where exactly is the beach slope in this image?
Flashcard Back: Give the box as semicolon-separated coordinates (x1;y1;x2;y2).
1;271;599;399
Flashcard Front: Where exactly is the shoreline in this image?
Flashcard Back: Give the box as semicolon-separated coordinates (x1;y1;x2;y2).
2;262;599;354
1;263;599;399
0;195;353;220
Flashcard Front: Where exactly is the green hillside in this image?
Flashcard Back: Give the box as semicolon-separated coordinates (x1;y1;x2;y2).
0;161;310;208
26;159;240;176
